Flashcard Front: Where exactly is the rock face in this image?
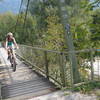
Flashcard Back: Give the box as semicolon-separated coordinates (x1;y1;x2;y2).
28;91;98;100
61;93;97;100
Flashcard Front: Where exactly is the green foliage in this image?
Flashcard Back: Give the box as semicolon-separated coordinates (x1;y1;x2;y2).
0;0;100;51
15;13;38;44
90;9;100;48
44;13;64;50
0;12;38;45
27;0;66;50
73;81;100;93
0;12;16;41
69;0;93;49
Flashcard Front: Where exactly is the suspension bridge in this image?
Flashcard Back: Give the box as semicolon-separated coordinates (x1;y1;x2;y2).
0;0;100;100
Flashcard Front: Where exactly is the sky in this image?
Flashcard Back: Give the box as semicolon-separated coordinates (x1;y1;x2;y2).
0;0;99;14
0;0;21;13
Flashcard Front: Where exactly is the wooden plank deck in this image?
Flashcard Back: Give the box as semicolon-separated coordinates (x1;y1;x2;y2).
0;48;56;100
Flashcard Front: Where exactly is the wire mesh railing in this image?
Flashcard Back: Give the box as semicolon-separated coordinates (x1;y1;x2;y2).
16;45;100;88
76;49;100;81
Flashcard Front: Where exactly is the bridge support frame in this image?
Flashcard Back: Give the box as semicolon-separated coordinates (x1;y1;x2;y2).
58;0;80;84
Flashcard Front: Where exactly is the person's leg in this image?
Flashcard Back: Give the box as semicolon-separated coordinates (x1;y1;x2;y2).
7;48;10;60
11;48;17;64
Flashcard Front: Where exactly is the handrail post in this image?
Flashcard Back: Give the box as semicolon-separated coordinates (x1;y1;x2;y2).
44;51;49;79
58;0;80;84
59;53;66;87
90;49;94;80
22;46;25;58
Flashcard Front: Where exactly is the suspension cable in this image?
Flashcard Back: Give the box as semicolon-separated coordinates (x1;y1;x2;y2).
8;0;24;32
14;0;24;32
23;0;30;30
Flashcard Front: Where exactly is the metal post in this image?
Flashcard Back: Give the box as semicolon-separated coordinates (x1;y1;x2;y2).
29;48;32;62
58;0;80;83
90;49;94;80
22;46;25;58
44;51;49;79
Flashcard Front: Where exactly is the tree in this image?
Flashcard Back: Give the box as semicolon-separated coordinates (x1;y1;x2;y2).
90;8;100;48
0;12;16;41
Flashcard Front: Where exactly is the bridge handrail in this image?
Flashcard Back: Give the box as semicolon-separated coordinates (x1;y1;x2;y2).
16;44;100;88
19;44;98;53
19;44;64;54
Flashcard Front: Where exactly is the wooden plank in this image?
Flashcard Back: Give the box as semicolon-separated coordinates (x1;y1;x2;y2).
2;85;55;99
2;80;53;91
3;88;56;100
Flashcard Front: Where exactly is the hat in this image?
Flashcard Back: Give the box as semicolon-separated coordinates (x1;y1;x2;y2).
7;32;13;36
